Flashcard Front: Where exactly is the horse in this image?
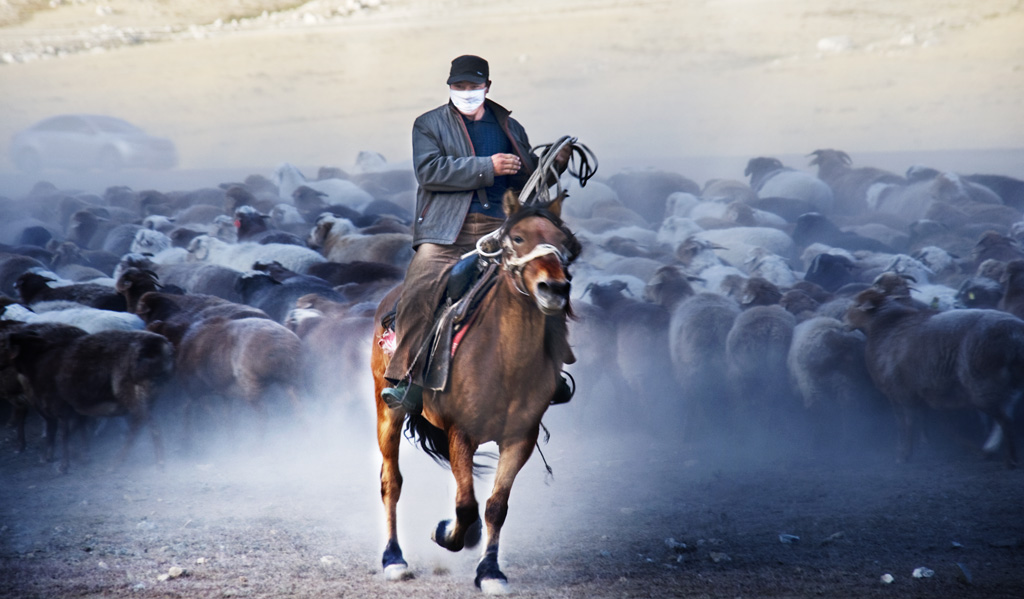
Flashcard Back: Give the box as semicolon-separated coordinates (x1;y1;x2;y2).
370;191;580;594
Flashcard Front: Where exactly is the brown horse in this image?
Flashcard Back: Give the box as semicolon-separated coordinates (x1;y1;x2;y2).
370;193;580;593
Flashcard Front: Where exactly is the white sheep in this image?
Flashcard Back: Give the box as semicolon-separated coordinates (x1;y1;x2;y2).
130;228;173;256
2;302;144;333
186;235;326;274
695;226;796;269
272;162;374;212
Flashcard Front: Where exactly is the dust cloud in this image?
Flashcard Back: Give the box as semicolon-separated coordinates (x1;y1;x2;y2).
2;1;1023;597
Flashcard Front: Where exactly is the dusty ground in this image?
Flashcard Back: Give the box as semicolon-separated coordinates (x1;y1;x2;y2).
1;397;1023;599
1;1;1024;598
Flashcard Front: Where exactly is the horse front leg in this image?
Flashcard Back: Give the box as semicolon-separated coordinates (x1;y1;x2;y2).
432;428;482;552
376;394;410;580
476;432;538;594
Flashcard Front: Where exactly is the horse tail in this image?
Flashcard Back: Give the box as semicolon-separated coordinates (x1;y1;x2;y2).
404;414;451;466
403;414;496;473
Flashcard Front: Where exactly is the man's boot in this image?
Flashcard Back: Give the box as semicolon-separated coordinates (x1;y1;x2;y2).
381;381;424;414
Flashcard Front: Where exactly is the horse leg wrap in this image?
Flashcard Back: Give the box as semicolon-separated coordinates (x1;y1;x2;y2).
475;548;508;592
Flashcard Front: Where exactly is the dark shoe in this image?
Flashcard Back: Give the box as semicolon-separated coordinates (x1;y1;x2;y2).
550;374;574;405
381;381;423;414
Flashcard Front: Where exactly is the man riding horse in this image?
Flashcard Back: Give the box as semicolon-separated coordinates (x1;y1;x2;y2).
381;54;572;412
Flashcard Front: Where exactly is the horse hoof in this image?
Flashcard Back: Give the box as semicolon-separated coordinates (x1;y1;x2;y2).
463;518;482;549
384;563;414;581
478;577;510;595
432;519;462;552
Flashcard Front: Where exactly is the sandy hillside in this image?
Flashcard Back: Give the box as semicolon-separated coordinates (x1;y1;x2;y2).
0;0;1022;180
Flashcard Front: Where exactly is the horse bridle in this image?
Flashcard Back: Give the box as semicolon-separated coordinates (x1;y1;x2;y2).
501;238;569;297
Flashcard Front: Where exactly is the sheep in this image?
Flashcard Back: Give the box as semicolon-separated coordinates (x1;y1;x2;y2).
961;172;1024;211
152;315;304;442
809;149;905;215
581;280;677;424
273;162;374;212
787;316;886;449
998;259;1024;320
846;287;1024;467
0;253;55;298
744;156;834;214
604;168;701;225
233;205;306;246
186;235;327;274
48;241;120;279
791;213;896;254
0;322;88;460
663;191;700;219
130;228;173;257
2;302;144;333
743;248;798;289
701;179;758;205
1;325;175;472
306;215;413;269
779;289;821;322
656;216;704;251
725;304;797;433
15;272;126;312
645;266;740;438
134;291;269;333
956;276;1003;309
971;231;1024;270
803;252;857;292
234;271;346;323
694;226;796;268
285;298;376;408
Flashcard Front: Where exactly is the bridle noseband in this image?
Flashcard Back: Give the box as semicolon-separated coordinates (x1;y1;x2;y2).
501;239;568;296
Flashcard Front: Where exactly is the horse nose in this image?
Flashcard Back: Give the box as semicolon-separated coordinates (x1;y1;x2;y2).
537;279;570;298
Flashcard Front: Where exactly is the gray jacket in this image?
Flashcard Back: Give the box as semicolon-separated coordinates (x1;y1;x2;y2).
410;99;538;247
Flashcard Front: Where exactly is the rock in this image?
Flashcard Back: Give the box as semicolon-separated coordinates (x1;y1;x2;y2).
880;573;894;584
912;566;934;579
778;534;800;544
821;532;844;544
956;562;972;585
709;551;731;563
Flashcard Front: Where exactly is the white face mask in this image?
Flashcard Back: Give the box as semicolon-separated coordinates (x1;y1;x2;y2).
450;88;486;115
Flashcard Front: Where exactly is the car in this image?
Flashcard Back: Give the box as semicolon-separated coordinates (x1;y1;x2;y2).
9;114;178;172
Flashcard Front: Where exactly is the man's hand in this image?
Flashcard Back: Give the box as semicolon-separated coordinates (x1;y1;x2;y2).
492;153;521;176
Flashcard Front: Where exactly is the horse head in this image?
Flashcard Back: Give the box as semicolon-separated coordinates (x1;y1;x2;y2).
499;192;581;316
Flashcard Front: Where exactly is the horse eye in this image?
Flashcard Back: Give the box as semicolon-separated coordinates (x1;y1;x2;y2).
512;235;524;244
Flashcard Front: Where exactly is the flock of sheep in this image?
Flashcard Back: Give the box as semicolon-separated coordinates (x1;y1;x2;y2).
1;147;1023;472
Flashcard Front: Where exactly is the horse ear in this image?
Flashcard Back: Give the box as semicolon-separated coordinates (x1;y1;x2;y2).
502;189;521;217
545;192;565;219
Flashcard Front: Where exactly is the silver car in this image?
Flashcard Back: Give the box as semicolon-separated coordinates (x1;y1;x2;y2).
9;114;178;172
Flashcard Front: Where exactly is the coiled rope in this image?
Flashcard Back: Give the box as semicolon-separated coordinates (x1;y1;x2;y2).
466;136;597;260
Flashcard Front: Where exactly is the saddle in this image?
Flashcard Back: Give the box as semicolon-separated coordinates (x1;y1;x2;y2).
380;255;498;392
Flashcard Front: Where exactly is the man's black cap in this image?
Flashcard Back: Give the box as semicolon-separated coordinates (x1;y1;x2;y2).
446;55;489;85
